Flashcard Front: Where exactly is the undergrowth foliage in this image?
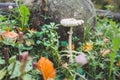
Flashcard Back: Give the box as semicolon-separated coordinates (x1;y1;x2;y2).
0;1;120;80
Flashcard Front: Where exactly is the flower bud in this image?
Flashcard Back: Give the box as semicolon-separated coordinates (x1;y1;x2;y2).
32;62;37;69
18;31;24;43
19;51;29;74
19;54;23;61
3;48;9;63
19;51;28;62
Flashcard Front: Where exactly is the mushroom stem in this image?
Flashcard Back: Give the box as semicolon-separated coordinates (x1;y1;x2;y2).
68;27;73;62
60;18;84;62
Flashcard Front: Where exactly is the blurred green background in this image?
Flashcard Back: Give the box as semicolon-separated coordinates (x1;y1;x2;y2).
92;0;120;12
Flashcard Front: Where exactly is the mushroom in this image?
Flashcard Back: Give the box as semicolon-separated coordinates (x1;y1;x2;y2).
60;18;84;62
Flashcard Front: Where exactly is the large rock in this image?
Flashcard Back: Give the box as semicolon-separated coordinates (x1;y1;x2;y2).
48;0;96;41
22;0;96;43
48;0;96;26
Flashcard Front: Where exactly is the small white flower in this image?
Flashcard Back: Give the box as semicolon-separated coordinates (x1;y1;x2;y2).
8;5;13;9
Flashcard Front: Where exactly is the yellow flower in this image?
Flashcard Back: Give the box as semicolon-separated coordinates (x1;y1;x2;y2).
82;42;93;52
19;27;22;31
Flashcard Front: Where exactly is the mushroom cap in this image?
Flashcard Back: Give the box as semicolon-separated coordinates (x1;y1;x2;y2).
60;18;84;27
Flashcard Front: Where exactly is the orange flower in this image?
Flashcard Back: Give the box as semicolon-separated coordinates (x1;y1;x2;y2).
82;42;93;52
2;30;18;41
37;57;56;80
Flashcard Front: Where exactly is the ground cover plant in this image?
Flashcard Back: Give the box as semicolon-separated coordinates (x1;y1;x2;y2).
0;1;120;80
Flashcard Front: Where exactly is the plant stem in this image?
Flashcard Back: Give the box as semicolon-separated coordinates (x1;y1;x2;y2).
11;61;16;76
70;70;87;80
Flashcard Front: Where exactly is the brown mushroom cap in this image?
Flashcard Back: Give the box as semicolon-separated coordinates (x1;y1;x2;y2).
60;18;84;27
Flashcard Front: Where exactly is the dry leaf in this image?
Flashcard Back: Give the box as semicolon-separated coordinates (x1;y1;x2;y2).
62;62;68;69
116;61;120;67
2;30;18;41
100;49;111;57
103;38;109;43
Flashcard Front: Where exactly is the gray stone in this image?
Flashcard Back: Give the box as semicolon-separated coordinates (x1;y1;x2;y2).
48;0;96;27
22;0;96;43
47;0;96;44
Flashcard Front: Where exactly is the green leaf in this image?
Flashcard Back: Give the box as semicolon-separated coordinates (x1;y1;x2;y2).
25;60;33;72
60;41;68;47
0;68;7;80
19;4;30;32
0;57;5;64
95;72;104;79
0;16;7;22
56;75;62;80
8;61;21;79
9;56;16;64
20;4;30;16
76;68;84;75
109;33;120;79
19;44;33;51
36;40;41;44
22;74;35;80
25;39;35;46
35;32;42;37
112;33;120;51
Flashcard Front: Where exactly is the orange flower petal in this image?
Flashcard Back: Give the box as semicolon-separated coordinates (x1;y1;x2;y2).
37;57;56;80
